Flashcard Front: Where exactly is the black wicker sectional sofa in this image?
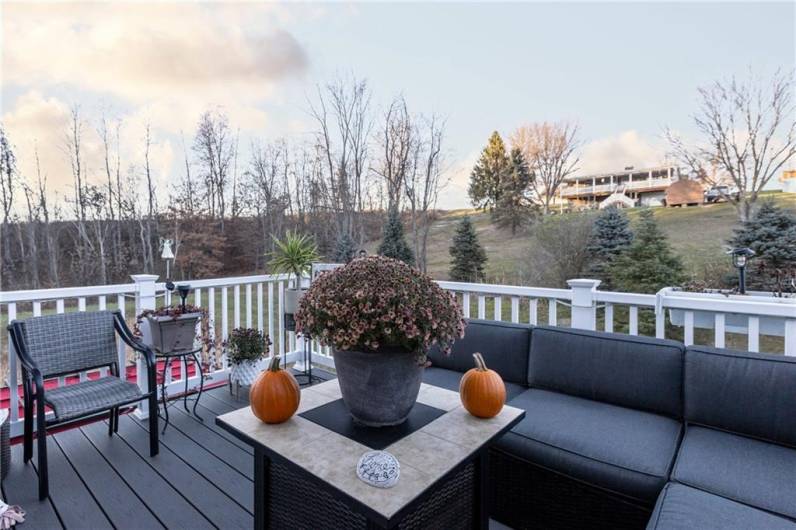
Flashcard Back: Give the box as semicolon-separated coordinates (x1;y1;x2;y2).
425;319;796;530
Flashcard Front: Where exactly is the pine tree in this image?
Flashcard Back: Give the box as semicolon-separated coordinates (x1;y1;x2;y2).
494;147;534;234
378;207;414;265
449;216;487;282
587;206;634;288
730;201;796;290
333;232;357;263
468;131;510;211
611;209;685;294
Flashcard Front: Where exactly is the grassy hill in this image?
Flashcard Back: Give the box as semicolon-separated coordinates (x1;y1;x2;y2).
385;191;796;286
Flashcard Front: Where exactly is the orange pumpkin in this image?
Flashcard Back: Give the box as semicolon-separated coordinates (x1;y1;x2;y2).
459;352;506;418
250;356;300;424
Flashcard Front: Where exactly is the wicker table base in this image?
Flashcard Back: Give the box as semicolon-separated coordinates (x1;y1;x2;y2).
254;448;486;529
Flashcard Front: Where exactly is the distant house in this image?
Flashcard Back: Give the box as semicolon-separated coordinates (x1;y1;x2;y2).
781;170;796;193
558;165;681;208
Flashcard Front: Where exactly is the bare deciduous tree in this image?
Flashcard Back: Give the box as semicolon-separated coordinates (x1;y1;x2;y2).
666;69;796;221
511;122;580;215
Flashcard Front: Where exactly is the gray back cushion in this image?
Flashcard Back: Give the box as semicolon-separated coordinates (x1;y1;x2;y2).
17;311;118;377
528;326;685;418
685;346;796;448
426;319;531;386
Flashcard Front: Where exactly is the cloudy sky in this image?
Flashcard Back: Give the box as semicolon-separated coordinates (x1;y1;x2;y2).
1;1;794;209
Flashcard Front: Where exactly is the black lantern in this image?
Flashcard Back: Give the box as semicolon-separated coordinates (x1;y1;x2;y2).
727;247;755;294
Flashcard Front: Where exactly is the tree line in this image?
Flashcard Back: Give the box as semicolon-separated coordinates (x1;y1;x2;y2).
0;76;449;290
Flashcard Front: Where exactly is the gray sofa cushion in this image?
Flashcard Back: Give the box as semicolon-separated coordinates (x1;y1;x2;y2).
528;326;685;418
684;346;796;448
672;426;796;520
494;388;681;503
427;319;531;386
422;366;527;402
647;483;796;530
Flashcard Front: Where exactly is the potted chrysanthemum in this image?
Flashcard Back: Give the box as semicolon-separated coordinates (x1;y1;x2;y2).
225;328;272;396
295;256;465;427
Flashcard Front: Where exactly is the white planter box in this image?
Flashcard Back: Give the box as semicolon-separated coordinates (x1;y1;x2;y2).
139;312;202;353
666;290;794;337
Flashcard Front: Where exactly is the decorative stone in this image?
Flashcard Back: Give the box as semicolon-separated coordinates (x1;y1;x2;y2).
356;451;400;488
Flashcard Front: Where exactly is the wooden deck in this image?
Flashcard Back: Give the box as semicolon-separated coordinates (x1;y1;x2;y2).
3;371;511;530
2;374;331;530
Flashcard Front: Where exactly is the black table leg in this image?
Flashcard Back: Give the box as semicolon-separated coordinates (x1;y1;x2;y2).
254;447;267;529
475;451;489;529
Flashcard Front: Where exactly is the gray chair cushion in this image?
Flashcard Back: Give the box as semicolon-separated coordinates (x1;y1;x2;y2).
528;326;684;418
422;366;527;401
685;346;796;447
45;377;144;421
427;319;531;386
647;483;796;530
17;311;119;377
672;426;796;520
494;388;681;503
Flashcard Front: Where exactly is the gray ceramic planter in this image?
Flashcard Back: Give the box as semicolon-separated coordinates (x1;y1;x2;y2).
332;348;423;427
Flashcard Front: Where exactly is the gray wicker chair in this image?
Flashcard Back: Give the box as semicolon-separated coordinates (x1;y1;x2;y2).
7;310;159;500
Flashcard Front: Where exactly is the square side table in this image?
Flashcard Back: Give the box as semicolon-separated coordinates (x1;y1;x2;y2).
217;380;524;529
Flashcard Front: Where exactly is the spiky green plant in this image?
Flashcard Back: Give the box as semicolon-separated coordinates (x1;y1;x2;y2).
268;232;321;285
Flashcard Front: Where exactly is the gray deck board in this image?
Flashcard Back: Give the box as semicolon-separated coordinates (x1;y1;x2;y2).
2;445;63;529
53;428;165;529
3;385;255;530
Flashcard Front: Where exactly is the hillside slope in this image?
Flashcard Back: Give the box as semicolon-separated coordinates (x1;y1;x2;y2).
394;191;796;286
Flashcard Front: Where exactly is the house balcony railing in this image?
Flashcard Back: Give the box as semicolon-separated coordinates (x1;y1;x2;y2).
560;177;675;198
1;273;794;436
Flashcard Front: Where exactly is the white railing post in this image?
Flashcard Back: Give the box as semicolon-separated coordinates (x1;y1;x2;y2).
567;279;600;331
785;318;796;356
131;274;158;419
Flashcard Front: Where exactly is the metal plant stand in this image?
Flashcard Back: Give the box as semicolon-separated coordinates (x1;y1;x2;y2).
293;333;323;387
156;347;205;433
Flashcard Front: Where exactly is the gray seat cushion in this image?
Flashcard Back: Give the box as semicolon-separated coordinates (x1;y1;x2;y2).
422;366;527;401
529;326;684;418
685;346;796;448
427;319;531;386
647;483;796;530
45;376;144;421
672;426;796;520
494;388;681;503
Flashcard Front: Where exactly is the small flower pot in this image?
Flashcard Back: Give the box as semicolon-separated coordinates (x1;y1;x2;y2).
332;347;423;427
229;358;266;388
284;288;307;316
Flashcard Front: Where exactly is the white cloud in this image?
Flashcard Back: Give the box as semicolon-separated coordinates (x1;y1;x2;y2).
2;2;307;135
578;130;668;175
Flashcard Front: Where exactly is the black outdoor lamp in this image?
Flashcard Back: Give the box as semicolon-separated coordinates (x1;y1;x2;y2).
727;247;755;294
176;284;191;311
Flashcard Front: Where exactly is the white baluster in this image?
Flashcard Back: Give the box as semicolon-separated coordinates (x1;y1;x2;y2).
684;311;695;346
257;283;264;331
493;296;502;321
246;284;252;329
233;285;241;329
477;296;486;319
629;306;638;336
462;293;471;318
604;303;613;332
511;297;520;323
221;287;229;341
7;303;19;424
548;300;557;326
748;316;760;353
529;299;538;325
714;313;726;348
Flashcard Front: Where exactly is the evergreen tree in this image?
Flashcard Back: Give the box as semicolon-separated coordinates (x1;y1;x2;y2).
333;232;357;263
468;131;510;211
730;201;796;290
378;207;414;265
587;206;634;288
494;147;534;234
449;216;487;282
611;209;685;294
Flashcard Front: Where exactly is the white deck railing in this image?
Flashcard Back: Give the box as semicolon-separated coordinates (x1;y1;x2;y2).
2;274;794;436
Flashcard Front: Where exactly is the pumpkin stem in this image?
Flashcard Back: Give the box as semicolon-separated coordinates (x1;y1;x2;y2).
268;355;282;372
473;352;488;371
